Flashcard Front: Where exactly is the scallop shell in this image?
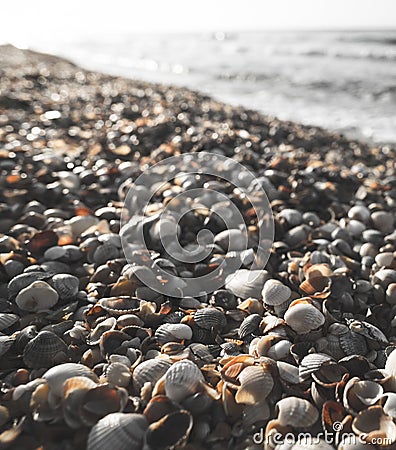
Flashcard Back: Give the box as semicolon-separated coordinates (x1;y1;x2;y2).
164;359;204;403
0;313;19;331
299;353;334;380
225;269;269;300
87;413;148;450
277;361;301;385
235;365;274;404
43;363;99;397
276;396;319;428
193;308;227;331
145;410;193;449
262;279;291;306
23;330;68;369
98;297;140;316
132;359;171;394
155;323;193;344
51;273;79;300
352;405;396;445
284;300;325;334
15;280;59;312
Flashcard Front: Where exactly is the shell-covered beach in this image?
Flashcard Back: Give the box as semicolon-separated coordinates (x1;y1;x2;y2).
1;44;396;449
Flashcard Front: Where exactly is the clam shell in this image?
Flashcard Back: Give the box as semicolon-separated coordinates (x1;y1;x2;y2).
225;269;269;300
145;410;193;449
23;330;68;369
87;413;148;450
299;353;334;380
276;396;319;428
262;279;291;306
0;335;16;357
51;273;79;300
193;308;227;331
164;359;204;403
380;393;396;419
87;317;117;346
284;301;325;334
105;362;131;388
277;361;301;385
0;313;19;331
132;359;171;394
235;365;274;404
43;363;99;397
238;314;262;339
15;280;59;312
155;323;192;344
352;405;396;445
8;271;50;299
214;229;248;252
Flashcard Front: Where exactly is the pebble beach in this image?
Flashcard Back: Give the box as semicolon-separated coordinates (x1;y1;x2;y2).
1;44;396;449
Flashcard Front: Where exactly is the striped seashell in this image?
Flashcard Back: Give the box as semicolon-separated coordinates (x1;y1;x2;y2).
0;335;16;357
15;280;59;312
225;269;269;300
193;308;227;331
104;362;131;388
132;359;171;394
23;330;68;369
164;359;204;403
87;413;148;450
238;314;262;339
339;331;368;356
262;279;291;306
299;353;334;380
8;271;51;299
276;396;319;428
43;363;99;397
155;323;193;344
0;313;19;331
50;273;80;300
284;300;325;334
235;365;274;404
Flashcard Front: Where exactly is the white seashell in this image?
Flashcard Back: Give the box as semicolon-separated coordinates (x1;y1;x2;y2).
262;279;291;306
348;205;371;223
15;280;59;312
43;363;98;397
352;405;396;445
375;252;394;268
87;413;148;450
299;353;334;380
225;269;269;300
276;396;319;428
381;393;396;419
235;365;274;404
277;361;301;385
371;211;394;234
284;301;325;334
105;362;131;388
155;323;193;344
165;359;204;403
267;340;292;361
87;317;117;345
386;283;396;304
242;401;270;427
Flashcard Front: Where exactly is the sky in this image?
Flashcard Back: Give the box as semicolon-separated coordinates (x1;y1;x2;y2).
1;0;396;46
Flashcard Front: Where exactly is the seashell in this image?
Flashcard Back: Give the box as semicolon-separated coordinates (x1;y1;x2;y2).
284;224;310;247
155;323;193;344
352;405;396;445
225;269;269;300
87;412;148;450
267;339;292;361
44;246;67;261
262;279;291;306
43;363;99;397
276;396;319;428
145;410;193;449
214;229;248;252
339;330;368;357
164;359;204;403
66;215;99;237
284;300;325;334
277;361;300;385
348;205;371;223
235;365;274;404
242;401;270;428
51;273;80;300
0;335;16;357
193;308;227;331
143;395;180;424
87;317;117;346
371;211;394;234
15;280;59;312
347;320;388;347
344;377;384;414
98;297;140;316
386;283;396;304
26;230;58;255
132;359;171;394
238;314;262;339
375;252;394;268
380;393;396;419
104;362;131;388
299;353;334;380
278;208;302;227
23;330;68;369
0;313;19;331
210;289;237;310
372;269;396;289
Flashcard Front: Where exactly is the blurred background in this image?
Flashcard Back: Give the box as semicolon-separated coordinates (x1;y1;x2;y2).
2;0;396;144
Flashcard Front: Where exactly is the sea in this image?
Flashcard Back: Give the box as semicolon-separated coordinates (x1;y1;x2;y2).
10;30;396;145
